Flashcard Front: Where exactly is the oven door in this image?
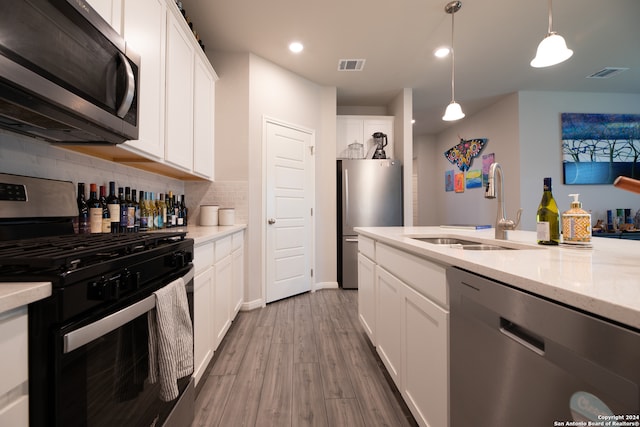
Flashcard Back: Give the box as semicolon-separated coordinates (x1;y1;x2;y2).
53;266;194;427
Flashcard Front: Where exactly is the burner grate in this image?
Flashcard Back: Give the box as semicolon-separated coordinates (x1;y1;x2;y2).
0;232;187;270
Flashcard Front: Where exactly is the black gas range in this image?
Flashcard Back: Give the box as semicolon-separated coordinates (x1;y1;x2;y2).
0;173;195;427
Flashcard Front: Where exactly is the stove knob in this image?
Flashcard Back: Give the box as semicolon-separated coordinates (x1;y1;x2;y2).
166;251;187;268
87;276;120;301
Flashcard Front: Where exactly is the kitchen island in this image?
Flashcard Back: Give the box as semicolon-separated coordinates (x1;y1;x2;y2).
355;226;640;427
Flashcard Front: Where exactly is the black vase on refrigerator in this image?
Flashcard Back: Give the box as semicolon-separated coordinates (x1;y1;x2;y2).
337;159;403;289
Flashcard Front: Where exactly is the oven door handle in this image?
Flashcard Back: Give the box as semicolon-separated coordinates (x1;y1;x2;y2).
63;267;194;354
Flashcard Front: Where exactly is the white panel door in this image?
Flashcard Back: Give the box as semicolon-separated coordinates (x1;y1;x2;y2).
265;121;314;303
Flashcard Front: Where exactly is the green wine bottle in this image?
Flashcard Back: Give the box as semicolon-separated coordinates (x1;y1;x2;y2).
536;177;560;245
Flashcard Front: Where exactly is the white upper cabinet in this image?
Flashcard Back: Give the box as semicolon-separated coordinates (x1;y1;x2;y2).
193;55;216;179
87;0;122;33
165;7;195;171
337;115;394;160
121;0;166;160
85;0;217;180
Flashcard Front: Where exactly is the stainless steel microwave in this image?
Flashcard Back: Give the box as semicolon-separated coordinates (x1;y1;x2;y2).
0;0;140;144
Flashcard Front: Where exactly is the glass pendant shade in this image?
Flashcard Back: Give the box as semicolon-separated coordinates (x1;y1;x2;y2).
442;101;465;121
530;32;573;67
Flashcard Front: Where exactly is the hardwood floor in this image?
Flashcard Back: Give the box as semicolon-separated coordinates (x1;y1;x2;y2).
192;289;418;427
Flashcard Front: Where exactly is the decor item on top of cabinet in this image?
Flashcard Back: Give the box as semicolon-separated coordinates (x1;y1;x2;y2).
482;152;495;187
562;113;640;185
444;137;488;171
445;170;455;192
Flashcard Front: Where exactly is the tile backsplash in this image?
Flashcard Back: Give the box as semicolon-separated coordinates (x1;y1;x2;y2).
185;180;248;225
0;131;184;195
1;130;248;226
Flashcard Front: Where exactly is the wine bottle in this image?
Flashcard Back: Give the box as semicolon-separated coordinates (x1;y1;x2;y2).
124;187;135;232
139;191;148;232
99;185;111;233
88;184;102;233
119;187;128;233
176;195;185;226
156;193;165;229
180;194;188;226
77;183;90;234
107;181;120;234
132;189;140;232
536;177;560;245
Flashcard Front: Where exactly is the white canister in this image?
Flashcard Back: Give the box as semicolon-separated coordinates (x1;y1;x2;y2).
200;205;219;226
218;208;235;225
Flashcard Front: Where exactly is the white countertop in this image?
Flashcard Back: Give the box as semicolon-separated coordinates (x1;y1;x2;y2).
0;282;51;315
181;224;246;245
355;226;640;330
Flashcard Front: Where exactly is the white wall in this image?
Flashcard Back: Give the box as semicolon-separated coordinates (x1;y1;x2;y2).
414;133;438;225
429;93;521;227
417;90;640;231
210;52;337;305
518;91;640;230
389;88;414;226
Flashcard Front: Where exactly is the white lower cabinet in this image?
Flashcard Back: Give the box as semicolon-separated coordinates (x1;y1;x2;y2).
193;229;245;385
0;307;29;427
193;265;214;385
231;231;245;317
360;240;449;427
357;252;376;344
375;266;402;386
401;281;448;427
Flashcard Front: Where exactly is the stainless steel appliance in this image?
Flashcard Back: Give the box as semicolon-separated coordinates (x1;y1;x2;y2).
337;159;403;288
0;0;139;144
371;132;388;159
0;173;194;427
448;267;640;426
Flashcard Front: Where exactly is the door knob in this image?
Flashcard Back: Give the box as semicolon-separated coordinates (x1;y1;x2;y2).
268;218;276;224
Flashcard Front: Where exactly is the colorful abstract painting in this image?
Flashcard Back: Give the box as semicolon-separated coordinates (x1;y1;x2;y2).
562;113;640;184
444;138;488;171
445;170;454;192
482;153;495;188
466;170;482;189
454;172;464;193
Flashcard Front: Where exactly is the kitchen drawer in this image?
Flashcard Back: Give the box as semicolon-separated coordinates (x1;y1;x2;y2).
232;230;244;252
214;236;232;262
0;307;28;398
194;242;214;273
377;243;448;308
358;235;375;260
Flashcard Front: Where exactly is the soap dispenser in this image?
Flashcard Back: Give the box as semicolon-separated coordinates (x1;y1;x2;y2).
562;194;592;246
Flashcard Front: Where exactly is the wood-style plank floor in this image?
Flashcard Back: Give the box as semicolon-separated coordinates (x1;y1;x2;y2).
192;289;418;427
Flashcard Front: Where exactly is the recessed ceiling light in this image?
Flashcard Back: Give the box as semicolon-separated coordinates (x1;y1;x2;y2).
289;42;303;53
434;47;450;58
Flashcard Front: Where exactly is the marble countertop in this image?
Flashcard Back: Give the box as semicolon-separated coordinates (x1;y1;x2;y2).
181;224;246;245
355;226;640;330
0;282;51;315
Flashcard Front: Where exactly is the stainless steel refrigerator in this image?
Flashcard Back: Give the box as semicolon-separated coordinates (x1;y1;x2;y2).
337;159;403;289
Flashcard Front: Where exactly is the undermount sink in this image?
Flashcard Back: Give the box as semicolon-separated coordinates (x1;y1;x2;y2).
409;236;520;250
412;237;479;245
461;244;515;251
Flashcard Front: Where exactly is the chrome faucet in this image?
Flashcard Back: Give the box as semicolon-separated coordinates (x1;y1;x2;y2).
485;162;522;240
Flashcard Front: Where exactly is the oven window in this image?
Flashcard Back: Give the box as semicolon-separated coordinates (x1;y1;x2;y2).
57;312;188;427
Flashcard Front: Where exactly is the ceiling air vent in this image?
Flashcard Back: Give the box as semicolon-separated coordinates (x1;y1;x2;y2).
338;59;366;71
586;67;629;79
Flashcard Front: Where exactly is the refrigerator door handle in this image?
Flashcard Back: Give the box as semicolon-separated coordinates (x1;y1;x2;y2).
344;168;349;227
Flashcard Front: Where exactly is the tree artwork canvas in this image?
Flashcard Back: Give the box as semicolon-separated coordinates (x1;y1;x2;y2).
562;113;640;184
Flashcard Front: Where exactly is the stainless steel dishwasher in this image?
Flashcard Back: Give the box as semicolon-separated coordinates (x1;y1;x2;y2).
448;267;640;427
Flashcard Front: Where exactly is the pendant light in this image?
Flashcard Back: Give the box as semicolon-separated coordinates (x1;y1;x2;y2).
442;1;465;122
530;0;573;68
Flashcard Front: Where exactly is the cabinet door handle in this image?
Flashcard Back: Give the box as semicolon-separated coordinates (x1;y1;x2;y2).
268;218;276;224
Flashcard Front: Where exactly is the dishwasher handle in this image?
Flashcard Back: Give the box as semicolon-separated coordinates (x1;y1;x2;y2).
499;317;545;356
